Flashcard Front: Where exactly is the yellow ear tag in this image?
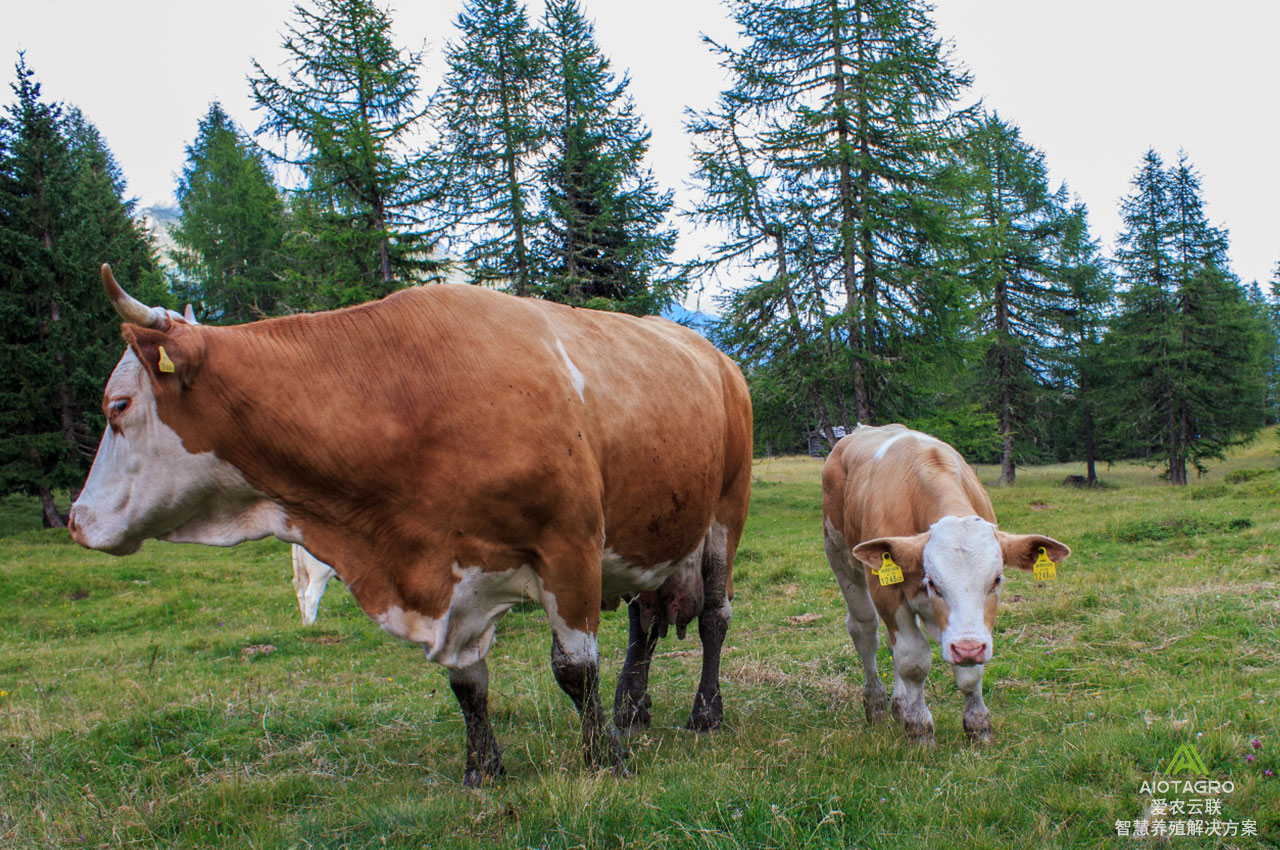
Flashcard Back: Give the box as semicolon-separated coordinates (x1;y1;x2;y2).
157;346;175;374
873;551;904;586
1032;547;1057;581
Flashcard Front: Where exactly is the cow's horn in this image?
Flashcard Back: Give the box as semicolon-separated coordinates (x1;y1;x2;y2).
183;304;198;324
101;264;169;329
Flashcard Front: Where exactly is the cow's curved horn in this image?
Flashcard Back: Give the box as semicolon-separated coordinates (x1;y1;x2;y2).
101;264;169;329
183;304;198;324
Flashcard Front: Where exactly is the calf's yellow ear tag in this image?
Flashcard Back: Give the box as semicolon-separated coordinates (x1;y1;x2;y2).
1032;547;1057;581
157;346;175;373
873;551;904;586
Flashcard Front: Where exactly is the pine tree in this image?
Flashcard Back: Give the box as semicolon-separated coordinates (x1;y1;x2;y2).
536;0;677;314
249;0;438;307
1103;151;1266;483
0;59;163;524
170;103;289;323
961;114;1073;484
694;0;974;424
431;0;547;295
1052;200;1113;484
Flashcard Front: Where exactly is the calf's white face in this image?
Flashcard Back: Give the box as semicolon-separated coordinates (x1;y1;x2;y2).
853;515;1069;667
921;516;1003;666
69;349;296;555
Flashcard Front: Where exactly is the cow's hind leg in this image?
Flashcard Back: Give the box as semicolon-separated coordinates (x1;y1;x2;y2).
613;598;662;734
888;606;935;746
826;529;888;724
689;522;731;732
953;662;992;744
448;659;504;787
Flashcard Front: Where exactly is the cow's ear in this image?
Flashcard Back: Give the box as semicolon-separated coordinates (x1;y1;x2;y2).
123;324;203;389
851;532;929;571
996;531;1071;571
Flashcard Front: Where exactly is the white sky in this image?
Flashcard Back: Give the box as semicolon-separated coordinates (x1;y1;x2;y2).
6;0;1279;310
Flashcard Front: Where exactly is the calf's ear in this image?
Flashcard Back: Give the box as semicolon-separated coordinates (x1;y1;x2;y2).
995;532;1071;571
851;532;929;571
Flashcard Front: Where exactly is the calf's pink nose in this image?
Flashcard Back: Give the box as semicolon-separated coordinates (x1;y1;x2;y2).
950;640;987;665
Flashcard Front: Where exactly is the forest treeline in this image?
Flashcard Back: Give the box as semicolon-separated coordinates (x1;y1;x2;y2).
3;0;1278;525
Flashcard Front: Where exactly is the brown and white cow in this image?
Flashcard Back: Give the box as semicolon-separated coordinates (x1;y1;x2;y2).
69;266;752;785
822;424;1069;745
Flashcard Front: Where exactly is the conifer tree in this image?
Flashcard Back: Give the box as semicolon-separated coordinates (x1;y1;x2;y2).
537;0;677;314
693;0;973;424
432;0;547;295
0;59;162;523
962;114;1072;484
170;103;289;322
1103;151;1266;483
250;0;437;306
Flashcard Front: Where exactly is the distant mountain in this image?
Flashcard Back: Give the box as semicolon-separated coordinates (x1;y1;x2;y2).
661;303;718;337
139;204;180;265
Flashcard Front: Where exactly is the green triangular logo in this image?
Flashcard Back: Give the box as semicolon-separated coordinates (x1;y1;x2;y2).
1167;744;1208;775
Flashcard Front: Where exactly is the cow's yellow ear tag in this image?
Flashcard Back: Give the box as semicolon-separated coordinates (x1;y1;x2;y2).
157;346;175;373
873;551;904;586
1032;547;1057;581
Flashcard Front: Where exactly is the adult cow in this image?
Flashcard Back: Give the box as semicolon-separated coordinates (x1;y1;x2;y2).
69;266;752;785
822;424;1069;746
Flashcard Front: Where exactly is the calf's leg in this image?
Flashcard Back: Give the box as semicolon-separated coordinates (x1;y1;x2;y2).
888;606;934;746
448;659;504;787
551;629;627;773
826;530;888;723
952;662;992;744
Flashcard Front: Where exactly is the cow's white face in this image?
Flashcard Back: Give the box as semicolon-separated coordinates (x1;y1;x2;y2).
921;516;1003;666
69;348;297;555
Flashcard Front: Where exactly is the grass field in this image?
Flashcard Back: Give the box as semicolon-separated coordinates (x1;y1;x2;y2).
2;438;1278;848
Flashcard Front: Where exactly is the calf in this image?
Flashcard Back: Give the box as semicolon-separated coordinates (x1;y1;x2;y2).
822;424;1069;745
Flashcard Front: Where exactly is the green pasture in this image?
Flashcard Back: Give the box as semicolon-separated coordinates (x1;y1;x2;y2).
2;439;1278;848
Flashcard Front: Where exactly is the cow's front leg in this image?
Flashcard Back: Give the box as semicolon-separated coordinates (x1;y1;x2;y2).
689;522;731;732
614;597;662;734
448;659;504;787
953;662;992;744
828;532;888;724
888;607;934;746
551;629;628;774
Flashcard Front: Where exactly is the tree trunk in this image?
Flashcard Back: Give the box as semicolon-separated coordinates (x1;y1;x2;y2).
832;0;870;424
38;485;67;529
497;40;530;297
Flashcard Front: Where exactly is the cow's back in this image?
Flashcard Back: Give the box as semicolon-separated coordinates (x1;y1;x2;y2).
823;424;993;545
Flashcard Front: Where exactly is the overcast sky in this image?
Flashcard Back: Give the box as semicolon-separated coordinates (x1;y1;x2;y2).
7;0;1279;309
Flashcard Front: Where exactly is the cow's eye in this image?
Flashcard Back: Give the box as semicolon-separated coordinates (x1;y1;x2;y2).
991;574;1003;592
110;398;130;415
924;576;938;595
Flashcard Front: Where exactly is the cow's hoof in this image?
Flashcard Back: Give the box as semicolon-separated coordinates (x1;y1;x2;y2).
687;691;723;732
864;689;889;724
890;696;907;724
614;700;652;736
904;722;935;748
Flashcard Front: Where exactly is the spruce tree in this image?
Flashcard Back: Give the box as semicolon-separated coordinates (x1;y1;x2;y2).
249;0;438;307
170;103;290;323
0;59;162;524
961;114;1072;484
1103;151;1266;483
536;0;677;314
432;0;547;295
693;0;973;424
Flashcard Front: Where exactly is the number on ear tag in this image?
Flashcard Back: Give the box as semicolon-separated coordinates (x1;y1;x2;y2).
873;551;904;586
157;346;175;374
1032;547;1057;581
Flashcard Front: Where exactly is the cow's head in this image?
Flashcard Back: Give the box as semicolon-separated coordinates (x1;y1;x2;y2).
68;266;293;555
852;515;1069;666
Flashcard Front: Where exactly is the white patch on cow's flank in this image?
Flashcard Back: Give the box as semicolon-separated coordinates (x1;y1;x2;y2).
556;339;586;403
376;561;546;669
